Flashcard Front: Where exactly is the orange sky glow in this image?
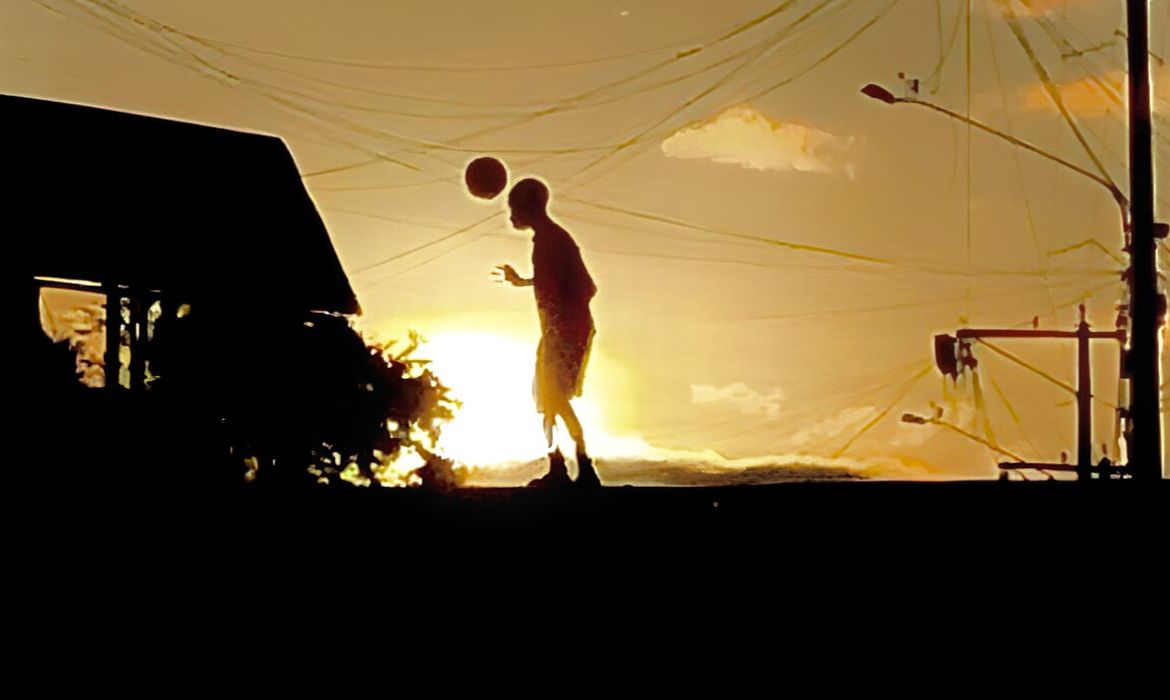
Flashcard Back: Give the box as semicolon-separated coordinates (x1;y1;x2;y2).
6;0;1168;479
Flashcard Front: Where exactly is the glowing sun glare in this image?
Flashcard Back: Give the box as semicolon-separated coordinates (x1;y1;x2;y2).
420;331;632;466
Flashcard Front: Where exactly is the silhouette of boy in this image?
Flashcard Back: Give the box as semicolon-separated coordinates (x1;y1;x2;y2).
495;178;601;488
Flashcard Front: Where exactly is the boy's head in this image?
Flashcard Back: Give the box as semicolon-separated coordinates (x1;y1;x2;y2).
508;178;549;230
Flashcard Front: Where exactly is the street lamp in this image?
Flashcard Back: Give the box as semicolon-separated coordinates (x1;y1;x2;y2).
899;410;1026;463
859;83;1129;223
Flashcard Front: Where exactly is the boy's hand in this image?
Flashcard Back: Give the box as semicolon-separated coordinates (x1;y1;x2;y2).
493;264;526;287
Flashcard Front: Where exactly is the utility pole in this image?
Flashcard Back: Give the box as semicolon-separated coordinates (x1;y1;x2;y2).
864;3;1164;480
932;308;1126;479
1125;0;1163;480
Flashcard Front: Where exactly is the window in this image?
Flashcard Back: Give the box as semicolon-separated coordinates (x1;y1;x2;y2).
36;277;181;391
37;279;106;388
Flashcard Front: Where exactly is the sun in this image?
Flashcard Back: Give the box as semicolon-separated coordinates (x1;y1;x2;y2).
418;330;634;466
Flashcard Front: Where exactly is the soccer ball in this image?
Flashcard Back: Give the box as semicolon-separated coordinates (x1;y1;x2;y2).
464;156;508;200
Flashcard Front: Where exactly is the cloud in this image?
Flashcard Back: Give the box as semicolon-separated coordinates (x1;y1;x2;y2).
1012;0;1093;15
458;448;941;487
1017;0;1126;16
448;409;950;486
1020;65;1170;119
661;105;853;175
691;382;784;420
1020;70;1124;118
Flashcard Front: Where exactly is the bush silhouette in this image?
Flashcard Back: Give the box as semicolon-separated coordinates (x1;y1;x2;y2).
149;308;459;489
240;318;459;488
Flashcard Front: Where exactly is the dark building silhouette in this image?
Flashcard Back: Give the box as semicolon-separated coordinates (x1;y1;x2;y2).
7;94;360;488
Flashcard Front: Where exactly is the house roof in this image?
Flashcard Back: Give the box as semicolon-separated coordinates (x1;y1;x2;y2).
6;94;360;315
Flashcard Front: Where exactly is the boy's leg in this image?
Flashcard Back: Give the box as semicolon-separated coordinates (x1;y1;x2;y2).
526;410;569;488
542;411;557;449
559;401;585;454
558;401;600;487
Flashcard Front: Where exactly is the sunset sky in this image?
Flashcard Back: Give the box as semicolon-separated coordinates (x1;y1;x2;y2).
5;0;1168;479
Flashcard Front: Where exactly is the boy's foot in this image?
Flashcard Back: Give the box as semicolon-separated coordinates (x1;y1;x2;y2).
575;453;602;489
526;449;571;489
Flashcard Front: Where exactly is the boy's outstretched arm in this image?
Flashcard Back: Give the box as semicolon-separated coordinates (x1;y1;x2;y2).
493;264;533;287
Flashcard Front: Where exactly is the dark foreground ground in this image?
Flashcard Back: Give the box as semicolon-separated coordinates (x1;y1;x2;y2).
18;477;1165;550
6;478;1162;672
8;478;1165;622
